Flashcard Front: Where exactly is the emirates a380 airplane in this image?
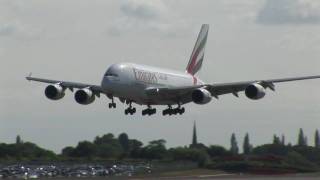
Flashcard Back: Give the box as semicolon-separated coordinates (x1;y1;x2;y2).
27;24;320;116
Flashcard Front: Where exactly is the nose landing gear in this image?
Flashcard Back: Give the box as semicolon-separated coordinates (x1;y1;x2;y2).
108;97;116;108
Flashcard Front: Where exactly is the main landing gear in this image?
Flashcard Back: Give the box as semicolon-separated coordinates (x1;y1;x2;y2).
162;105;185;116
108;97;116;108
142;105;156;116
119;100;184;116
125;101;136;115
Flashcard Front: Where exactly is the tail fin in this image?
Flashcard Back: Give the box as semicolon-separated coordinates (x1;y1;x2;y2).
186;24;209;75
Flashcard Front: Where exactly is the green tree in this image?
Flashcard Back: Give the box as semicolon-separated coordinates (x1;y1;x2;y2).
273;134;281;145
0;142;57;160
243;133;252;155
61;146;75;157
298;128;306;146
305;136;308;146
94;133;115;145
16;135;23;144
281;134;285;145
230;133;239;155
142;139;167;159
118;133;130;153
73;141;97;158
292;145;320;165
149;139;166;147
93;133;123;158
192;121;197;146
96;144;121;158
252;144;290;156
315;129;320;148
169;147;192;161
284;151;318;171
129;139;143;158
207;145;230;157
195;149;210;167
169;147;210;167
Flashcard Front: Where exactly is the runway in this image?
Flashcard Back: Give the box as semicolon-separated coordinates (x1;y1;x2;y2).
51;173;320;179
156;173;320;179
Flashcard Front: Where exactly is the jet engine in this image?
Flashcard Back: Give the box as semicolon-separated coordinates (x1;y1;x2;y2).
74;88;95;105
45;84;65;100
192;88;212;104
245;83;266;100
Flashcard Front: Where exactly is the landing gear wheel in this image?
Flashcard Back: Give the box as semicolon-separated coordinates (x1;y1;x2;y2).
142;107;156;116
162;105;171;116
179;107;185;115
109;103;116;108
126;108;136;115
130;108;136;115
124;101;136;115
125;108;135;115
162;105;185;116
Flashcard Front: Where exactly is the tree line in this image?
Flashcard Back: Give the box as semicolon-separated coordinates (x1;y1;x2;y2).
0;128;319;171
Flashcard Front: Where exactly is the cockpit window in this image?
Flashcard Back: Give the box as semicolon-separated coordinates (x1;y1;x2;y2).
104;72;118;77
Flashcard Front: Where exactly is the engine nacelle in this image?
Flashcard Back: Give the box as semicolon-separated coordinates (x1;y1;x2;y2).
45;84;65;100
74;88;95;105
192;88;212;104
245;83;266;100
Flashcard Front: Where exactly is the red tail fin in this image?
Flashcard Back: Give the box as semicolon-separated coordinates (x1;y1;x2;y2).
186;24;209;75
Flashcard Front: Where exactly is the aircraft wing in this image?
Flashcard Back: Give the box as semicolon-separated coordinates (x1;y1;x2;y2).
26;76;104;94
147;75;320;101
207;75;320;97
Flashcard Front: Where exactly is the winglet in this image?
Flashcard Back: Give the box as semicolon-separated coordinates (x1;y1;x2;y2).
26;72;33;81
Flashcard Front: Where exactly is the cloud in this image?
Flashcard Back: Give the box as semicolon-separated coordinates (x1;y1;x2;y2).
257;0;320;24
120;0;166;20
0;23;16;36
219;1;264;23
108;0;189;37
0;21;43;40
0;1;44;39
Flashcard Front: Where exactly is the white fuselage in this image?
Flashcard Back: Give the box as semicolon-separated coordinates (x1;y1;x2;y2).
101;63;204;105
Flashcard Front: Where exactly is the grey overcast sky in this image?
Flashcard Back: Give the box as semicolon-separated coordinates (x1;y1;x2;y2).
0;0;320;153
